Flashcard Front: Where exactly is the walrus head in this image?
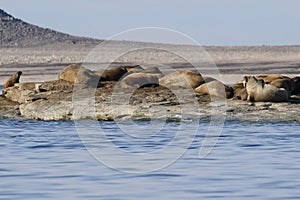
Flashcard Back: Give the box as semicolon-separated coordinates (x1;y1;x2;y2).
244;76;265;88
243;76;249;87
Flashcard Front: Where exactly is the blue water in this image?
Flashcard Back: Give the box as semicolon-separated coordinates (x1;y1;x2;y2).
1;120;300;199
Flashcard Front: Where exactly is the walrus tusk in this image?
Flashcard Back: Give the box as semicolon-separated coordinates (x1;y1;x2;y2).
243;80;247;87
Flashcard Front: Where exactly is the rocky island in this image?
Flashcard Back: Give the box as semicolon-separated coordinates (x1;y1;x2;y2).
0;63;299;123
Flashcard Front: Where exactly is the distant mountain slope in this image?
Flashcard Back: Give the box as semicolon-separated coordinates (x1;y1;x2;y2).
0;9;101;47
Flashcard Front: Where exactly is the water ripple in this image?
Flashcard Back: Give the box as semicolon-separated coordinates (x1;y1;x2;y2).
0;120;300;199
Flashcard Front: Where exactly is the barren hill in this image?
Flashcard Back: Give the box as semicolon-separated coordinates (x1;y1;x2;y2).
0;9;101;47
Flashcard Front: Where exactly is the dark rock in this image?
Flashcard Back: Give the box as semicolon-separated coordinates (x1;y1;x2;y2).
3;80;73;104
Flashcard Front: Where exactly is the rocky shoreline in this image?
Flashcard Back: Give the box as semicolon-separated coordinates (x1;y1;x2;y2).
1;65;299;123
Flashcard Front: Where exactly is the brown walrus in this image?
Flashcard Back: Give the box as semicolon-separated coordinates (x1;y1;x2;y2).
243;76;289;102
58;64;81;83
194;80;234;99
159;70;205;89
98;65;143;81
59;64;101;88
268;78;294;96
232;81;248;101
257;74;291;83
202;76;217;83
257;74;294;96
123;65;144;73
118;73;159;89
3;71;22;90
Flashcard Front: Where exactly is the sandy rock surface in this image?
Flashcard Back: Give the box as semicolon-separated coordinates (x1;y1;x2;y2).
1;80;299;123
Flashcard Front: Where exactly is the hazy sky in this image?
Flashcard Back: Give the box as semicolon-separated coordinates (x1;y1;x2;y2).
1;0;300;45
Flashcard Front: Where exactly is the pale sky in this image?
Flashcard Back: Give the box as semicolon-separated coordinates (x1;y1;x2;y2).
1;0;300;45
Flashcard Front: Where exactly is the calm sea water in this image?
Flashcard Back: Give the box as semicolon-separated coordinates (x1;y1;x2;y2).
1;119;300;200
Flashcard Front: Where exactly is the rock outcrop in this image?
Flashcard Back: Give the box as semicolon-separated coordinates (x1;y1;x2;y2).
2;80;73;104
0;96;20;119
1;78;299;122
1;66;300;123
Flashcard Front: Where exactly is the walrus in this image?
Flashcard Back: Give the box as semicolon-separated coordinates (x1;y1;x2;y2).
243;76;289;102
291;76;300;95
257;74;291;83
194;80;234;99
3;71;22;90
98;66;127;81
202;76;217;83
123;65;144;73
98;65;143;81
159;70;205;89
268;78;294;96
232;81;248;101
118;73;159;89
117;66;163;76
59;64;101;87
257;74;294;96
58;64;81;83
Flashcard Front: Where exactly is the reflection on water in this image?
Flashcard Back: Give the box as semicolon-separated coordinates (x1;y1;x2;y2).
0;119;300;199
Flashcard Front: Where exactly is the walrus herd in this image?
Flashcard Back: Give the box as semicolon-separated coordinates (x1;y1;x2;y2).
2;64;300;103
